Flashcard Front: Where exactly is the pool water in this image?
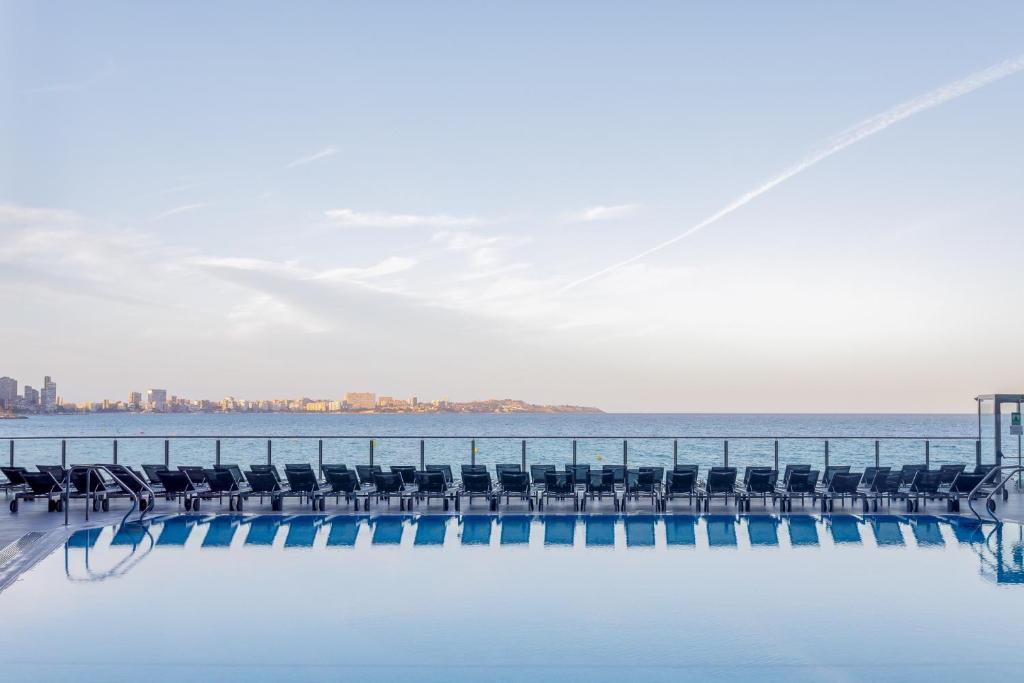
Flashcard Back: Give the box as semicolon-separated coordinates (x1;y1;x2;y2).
2;513;1023;682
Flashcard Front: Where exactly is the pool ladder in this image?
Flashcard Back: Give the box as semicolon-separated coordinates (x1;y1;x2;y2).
62;465;156;527
968;465;1024;522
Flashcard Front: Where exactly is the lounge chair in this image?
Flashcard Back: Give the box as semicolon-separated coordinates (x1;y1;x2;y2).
538;470;577;511
157;470;203;510
390;465;417;487
781;469;821;511
458;471;494;511
742;469;779;511
857;466;890;494
583;468;617;512
817;465;851;494
529;464;555;492
414;470;457;510
701;467;738;512
283;464;330;511
823;471;869;512
565;464;591;490
243;469;285;510
68;465;122;512
37;464;67;483
495;463;522;481
662;468;698;511
1;466;29;497
779;464;811;488
193;467;247;511
368;471;408;511
424;464;454;488
8;470;63;513
936;464;966;490
623;468;658;510
495;471;533;510
324;469;366;510
355;464;382;488
178;465;208;485
945;472;987;512
639;466;665;496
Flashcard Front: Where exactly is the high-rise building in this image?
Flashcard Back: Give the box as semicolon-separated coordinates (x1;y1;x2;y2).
41;376;57;412
146;388;167;412
128;392;142;410
344;392;376;411
0;376;17;410
23;385;39;407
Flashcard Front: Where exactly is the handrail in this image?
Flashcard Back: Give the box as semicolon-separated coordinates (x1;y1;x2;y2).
61;465;155;527
0;433;979;440
968;465;1024;522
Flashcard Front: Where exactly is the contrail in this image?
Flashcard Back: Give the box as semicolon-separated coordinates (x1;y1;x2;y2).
559;53;1024;293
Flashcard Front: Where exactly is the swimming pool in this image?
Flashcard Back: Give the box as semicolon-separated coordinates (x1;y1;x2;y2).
3;513;1022;682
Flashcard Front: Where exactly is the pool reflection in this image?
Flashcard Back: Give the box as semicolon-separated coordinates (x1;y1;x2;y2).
61;514;1024;586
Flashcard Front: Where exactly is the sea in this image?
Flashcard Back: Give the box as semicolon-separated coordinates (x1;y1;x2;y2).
1;412;1013;475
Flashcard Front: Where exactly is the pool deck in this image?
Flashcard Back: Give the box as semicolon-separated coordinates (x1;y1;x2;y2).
3;486;1023;549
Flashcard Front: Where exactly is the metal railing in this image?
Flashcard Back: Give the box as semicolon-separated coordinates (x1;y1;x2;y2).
968;465;1024;522
2;434;984;479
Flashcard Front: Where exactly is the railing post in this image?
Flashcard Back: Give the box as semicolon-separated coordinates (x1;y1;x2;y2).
164;439;169;468
419;439;425;470
925;440;930;469
215;439;221;466
369;439;374;467
976;439;981;467
824;440;829;471
623;440;627;468
723;440;728;468
521;439;527;471
318;439;324;479
266;439;272;466
8;439;12;467
113;439;118;464
61;440;66;467
875;440;880;468
471;439;475;466
773;439;779;470
673;439;678;468
572;439;577;466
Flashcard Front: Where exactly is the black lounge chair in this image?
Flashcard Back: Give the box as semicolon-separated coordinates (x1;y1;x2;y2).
9;470;63;513
495;471;533;510
460;464;487;481
945;472;987;512
213;464;247;487
781;470;821;511
936;464;966;489
425;464;454;488
857;466;890;494
701;467;738;511
368;472;408;511
414;470;457;510
191;467;247;511
640;466;665;494
250;464;283;484
324;469;366;510
157;469;204;510
624;468;658;510
823;472;869;512
458;471;494;511
565;464;591;489
243;469;286;510
538;470;577;511
37;464;67;483
178;465;208;485
602;464;626;489
868;471;906;510
583;468;617;512
102;464;156;511
906;469;942;512
817;465;851;493
779;464;811;488
662;468;698;511
743;469;779;511
390;465;417;487
529;464;555;490
495;463;522;481
1;466;29;497
897;464;927;491
355;465;382;488
68;465;122;512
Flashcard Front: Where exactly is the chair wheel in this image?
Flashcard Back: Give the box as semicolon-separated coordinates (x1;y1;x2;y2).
229;498;235;511
184;498;192;511
192;499;200;511
235;498;243;511
10;499;18;513
987;499;997;513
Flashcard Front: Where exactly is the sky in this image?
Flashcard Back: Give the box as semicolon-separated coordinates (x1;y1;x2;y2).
1;1;1023;412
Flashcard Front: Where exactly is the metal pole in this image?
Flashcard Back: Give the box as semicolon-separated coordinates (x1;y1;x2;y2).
623;440;627;468
111;439;117;464
164;439;169;468
471;439;475;466
874;440;880;468
64;469;69;526
925;440;930;469
216;439;221;466
318;439;324;479
61;440;66;468
824;440;829;471
266;439;272;466
976;440;982;467
773;440;779;471
85;468;90;522
369;439;374;467
673;439;678;468
8;439;12;467
419;439;425;470
572;439;577;466
723;440;728;468
521;440;527;471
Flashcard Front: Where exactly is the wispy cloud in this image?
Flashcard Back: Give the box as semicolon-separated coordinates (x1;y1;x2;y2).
560;52;1024;292
566;203;640;223
285;145;338;169
151;203;208;222
326;208;479;228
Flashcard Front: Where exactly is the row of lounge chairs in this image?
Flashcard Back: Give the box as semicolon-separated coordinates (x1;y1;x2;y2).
1;461;998;515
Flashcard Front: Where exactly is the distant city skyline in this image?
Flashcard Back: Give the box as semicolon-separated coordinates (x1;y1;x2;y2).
2;4;1023;412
